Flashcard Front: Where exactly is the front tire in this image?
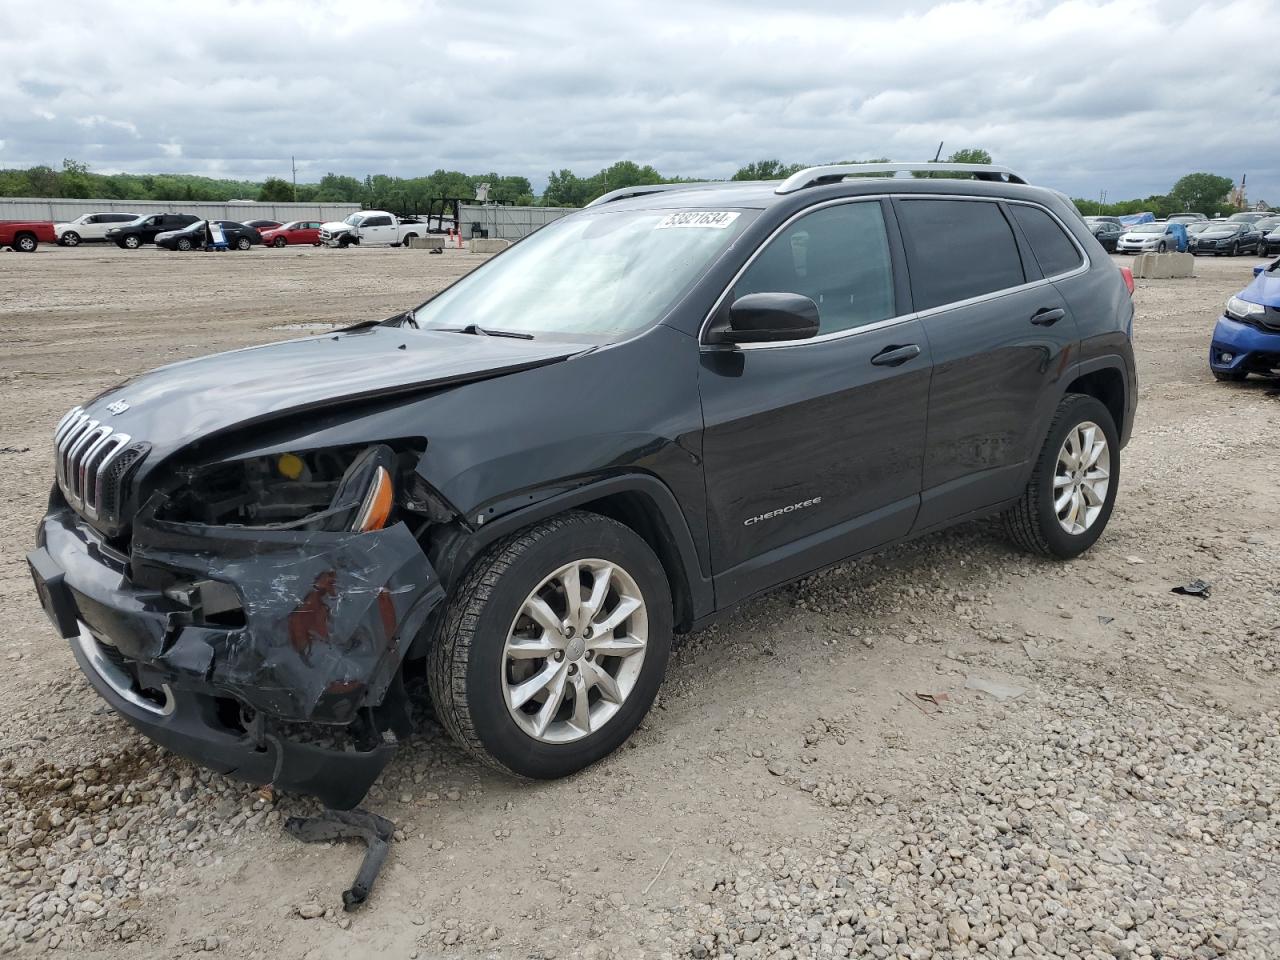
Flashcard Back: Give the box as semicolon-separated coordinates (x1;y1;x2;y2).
1157;241;1167;253
122;235;141;249
1003;394;1120;559
428;511;673;779
273;236;287;247
60;231;81;247
176;237;192;252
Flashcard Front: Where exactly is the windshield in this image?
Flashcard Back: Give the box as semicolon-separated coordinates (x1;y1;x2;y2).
1130;224;1164;234
411;208;754;341
1186;223;1212;234
343;213;363;226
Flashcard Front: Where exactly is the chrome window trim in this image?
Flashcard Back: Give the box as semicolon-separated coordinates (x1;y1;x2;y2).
698;193;1090;351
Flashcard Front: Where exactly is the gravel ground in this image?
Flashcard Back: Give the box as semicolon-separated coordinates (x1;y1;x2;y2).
0;245;1277;959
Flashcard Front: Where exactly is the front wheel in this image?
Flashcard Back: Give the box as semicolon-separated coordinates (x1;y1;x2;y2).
1230;243;1240;257
1003;394;1120;559
176;237;192;252
428;511;673;779
273;236;287;247
60;231;81;247
122;235;141;249
1156;241;1167;253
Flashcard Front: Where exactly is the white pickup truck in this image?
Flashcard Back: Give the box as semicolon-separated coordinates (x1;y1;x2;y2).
318;210;427;248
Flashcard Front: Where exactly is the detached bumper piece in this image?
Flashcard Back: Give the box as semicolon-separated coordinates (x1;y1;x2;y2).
30;506;444;809
285;809;396;910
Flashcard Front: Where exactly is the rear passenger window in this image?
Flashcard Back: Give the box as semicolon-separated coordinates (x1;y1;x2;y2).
896;199;1025;311
734;201;895;336
1009;204;1083;277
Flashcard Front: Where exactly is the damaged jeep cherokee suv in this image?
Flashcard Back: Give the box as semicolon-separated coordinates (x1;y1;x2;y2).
28;163;1136;809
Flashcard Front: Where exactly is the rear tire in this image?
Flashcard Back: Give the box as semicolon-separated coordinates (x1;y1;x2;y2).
1003;394;1120;560
401;233;418;248
235;237;251;250
428;511;673;779
14;233;37;252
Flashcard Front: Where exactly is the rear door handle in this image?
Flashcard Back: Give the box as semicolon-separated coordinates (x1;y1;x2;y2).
1031;307;1066;326
870;343;922;367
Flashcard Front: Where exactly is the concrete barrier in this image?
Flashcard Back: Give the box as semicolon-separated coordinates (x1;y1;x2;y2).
407;236;445;251
470;238;512;255
1130;252;1194;279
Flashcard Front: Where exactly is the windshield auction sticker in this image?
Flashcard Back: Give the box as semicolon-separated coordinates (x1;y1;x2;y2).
655;211;741;229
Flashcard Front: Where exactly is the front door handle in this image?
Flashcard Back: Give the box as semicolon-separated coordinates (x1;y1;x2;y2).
1031;307;1066;326
871;343;922;367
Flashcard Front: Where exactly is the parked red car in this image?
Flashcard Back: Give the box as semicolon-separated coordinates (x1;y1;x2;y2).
259;220;323;247
0;220;58;252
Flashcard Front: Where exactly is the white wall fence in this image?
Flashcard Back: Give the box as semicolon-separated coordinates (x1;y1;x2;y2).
458;204;576;240
0;197;361;223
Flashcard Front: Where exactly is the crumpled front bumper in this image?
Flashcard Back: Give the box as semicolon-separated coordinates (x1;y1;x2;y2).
28;505;444;808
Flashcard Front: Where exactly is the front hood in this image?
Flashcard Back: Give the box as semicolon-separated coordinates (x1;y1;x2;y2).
1199;232;1236;240
1239;269;1280;309
154;229;185;242
81;326;589;461
320;221;349;233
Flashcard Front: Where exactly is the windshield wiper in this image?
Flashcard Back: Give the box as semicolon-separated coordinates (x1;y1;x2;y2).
383;308;418;328
440;323;534;340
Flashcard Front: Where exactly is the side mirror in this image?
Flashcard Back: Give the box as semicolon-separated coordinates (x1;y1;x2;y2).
708;292;820;345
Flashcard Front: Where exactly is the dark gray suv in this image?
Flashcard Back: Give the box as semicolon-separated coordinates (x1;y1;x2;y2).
30;163;1136;809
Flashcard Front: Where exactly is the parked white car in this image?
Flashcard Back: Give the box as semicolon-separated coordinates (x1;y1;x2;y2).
55;212;141;246
1116;222;1183;254
318;210;427;248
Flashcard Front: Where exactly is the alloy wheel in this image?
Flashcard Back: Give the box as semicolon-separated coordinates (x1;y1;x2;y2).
1053;421;1110;535
501;559;648;744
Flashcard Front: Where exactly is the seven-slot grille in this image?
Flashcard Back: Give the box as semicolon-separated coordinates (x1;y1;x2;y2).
54;406;145;522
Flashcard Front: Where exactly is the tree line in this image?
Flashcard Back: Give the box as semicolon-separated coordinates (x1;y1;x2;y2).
0;155;1256;216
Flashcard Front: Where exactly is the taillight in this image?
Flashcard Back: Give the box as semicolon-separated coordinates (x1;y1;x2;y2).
1119;266;1135;296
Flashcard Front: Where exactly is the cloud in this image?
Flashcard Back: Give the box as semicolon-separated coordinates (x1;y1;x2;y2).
0;0;1277;203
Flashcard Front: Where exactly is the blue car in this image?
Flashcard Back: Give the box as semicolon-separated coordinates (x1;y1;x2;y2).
1210;260;1280;381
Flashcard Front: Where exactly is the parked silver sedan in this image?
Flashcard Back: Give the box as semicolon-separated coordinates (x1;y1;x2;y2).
1116;222;1183;254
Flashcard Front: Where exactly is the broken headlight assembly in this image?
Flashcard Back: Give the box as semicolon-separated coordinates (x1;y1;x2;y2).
154;442;415;533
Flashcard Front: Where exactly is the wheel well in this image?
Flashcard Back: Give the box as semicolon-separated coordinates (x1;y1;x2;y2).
1065;367;1125;431
576;491;694;631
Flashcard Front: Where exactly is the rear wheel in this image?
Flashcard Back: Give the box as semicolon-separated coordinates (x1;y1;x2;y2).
1004;394;1119;559
13;233;37;253
401;233;418;248
428;511;673;778
60;231;81;247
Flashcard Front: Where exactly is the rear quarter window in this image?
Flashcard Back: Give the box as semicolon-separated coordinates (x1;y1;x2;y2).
895;199;1026;311
1009;204;1085;277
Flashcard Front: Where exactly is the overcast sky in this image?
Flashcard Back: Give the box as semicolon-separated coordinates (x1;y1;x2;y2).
1;0;1276;203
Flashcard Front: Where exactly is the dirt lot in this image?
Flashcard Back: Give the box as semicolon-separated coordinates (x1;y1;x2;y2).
1;245;1277;959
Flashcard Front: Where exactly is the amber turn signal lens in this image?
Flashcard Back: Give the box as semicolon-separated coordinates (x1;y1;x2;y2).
354;466;393;532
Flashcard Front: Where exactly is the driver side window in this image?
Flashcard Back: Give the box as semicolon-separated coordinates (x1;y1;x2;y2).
734;202;895;336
